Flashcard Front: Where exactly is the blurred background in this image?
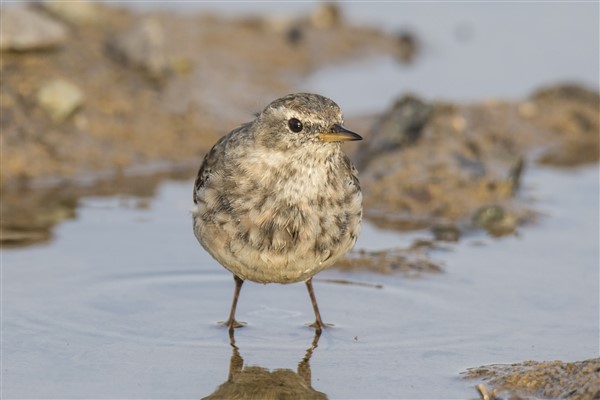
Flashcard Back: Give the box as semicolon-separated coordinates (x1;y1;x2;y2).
2;1;599;399
3;0;598;243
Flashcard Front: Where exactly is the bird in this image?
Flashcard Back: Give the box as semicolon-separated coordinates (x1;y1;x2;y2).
192;93;362;332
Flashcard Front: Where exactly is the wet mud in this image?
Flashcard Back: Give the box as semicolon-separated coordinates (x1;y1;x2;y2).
1;2;400;189
334;242;444;277
464;358;600;400
359;85;598;236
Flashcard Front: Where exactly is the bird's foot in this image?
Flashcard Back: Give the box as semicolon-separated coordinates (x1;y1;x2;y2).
307;320;334;332
219;319;247;330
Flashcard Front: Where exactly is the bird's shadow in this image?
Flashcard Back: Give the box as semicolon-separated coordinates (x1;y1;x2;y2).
202;329;328;399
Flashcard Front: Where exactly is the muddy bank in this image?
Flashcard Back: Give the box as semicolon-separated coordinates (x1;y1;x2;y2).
359;85;599;236
1;2;598;253
1;2;400;189
334;242;444;277
333;84;598;276
463;358;600;400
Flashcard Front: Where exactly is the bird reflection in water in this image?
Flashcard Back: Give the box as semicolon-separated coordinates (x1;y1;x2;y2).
203;330;327;399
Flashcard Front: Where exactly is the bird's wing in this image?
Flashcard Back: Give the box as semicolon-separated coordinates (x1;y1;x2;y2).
193;135;226;205
343;154;361;189
192;123;250;204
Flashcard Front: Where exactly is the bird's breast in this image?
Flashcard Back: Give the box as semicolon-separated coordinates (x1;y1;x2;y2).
193;147;362;283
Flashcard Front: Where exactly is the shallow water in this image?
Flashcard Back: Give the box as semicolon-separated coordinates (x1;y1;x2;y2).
3;165;598;398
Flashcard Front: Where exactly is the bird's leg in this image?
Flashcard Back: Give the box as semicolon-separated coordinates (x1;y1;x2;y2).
222;275;245;331
305;278;326;332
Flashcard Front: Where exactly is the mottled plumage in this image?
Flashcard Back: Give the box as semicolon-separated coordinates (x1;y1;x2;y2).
192;93;362;331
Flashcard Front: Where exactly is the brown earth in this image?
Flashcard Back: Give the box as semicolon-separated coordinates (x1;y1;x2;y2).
1;2;401;189
463;358;600;400
358;86;599;236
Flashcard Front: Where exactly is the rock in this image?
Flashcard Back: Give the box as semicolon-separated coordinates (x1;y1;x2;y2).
107;16;169;80
530;84;600;166
473;205;505;227
334;244;443;276
37;0;102;25
356;94;433;169
309;3;342;29
473;205;520;237
0;6;67;51
36;79;85;121
286;25;304;47
531;84;600;105
463;358;600;399
432;224;461;242
396;31;419;63
357;98;526;234
358;83;598;236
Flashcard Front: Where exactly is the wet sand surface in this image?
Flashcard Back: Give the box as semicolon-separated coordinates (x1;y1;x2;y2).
2;2;599;399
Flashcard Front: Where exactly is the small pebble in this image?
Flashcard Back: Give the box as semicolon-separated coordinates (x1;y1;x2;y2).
36;79;85;122
38;0;101;25
1;7;67;51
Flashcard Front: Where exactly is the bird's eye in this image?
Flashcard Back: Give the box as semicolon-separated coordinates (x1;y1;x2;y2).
288;118;303;133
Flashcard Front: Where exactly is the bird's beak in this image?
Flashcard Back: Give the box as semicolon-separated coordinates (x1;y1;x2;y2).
318;124;363;143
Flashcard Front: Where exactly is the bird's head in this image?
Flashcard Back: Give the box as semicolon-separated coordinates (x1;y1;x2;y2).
254;93;362;150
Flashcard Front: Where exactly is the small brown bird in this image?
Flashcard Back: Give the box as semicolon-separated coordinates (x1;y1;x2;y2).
192;93;362;332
